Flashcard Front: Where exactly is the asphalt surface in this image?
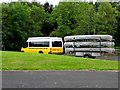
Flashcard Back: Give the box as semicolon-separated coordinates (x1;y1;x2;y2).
2;71;118;88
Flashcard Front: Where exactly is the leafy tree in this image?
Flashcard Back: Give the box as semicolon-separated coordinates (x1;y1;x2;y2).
2;2;46;51
2;1;120;51
3;3;26;50
50;2;75;37
73;3;97;35
43;2;53;14
111;2;120;46
39;12;54;36
0;4;2;50
93;2;100;12
96;2;117;35
50;2;97;37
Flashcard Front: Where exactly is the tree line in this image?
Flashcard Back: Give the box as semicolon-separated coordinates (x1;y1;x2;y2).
1;1;120;51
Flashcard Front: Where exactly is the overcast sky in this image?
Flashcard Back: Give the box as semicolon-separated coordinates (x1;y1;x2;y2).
0;0;117;5
0;0;98;5
0;0;60;5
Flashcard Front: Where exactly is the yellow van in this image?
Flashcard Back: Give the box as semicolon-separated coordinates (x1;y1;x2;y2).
21;37;63;54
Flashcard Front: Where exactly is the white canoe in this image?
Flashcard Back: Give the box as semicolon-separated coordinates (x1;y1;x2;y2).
64;35;113;42
64;42;115;47
65;48;115;54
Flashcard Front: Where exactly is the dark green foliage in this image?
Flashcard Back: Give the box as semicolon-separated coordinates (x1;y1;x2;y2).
111;2;120;46
96;2;117;35
2;2;120;51
2;2;46;51
43;2;53;14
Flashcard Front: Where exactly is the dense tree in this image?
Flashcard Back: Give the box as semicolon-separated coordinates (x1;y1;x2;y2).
1;2;120;51
0;4;2;50
2;2;46;51
50;2;74;37
72;3;97;35
50;2;97;37
96;2;117;35
93;2;100;12
40;13;54;36
43;2;53;14
111;2;120;46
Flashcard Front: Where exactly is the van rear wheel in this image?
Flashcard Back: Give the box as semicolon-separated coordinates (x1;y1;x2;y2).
39;51;43;54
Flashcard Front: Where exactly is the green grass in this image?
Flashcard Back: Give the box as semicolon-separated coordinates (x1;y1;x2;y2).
1;51;119;70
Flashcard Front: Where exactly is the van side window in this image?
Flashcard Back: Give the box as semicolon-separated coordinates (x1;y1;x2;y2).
52;41;62;47
29;41;49;47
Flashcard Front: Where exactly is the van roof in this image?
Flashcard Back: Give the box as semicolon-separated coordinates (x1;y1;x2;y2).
27;37;62;42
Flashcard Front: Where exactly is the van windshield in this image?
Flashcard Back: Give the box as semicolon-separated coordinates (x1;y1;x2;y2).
29;41;49;47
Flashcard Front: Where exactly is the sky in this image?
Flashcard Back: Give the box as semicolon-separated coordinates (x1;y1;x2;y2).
0;0;97;5
1;0;60;5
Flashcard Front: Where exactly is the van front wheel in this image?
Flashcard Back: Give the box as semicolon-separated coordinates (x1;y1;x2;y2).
39;51;43;54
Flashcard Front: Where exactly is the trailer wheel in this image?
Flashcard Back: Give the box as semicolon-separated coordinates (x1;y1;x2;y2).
69;51;73;55
84;54;91;58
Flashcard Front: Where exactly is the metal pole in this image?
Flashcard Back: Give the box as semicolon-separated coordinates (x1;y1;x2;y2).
73;37;75;56
28;42;29;47
99;37;101;56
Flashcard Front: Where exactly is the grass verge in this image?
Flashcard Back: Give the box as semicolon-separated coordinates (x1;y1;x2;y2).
1;51;119;70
